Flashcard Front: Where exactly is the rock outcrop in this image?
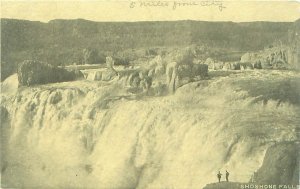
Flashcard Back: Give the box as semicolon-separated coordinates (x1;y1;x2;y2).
1;74;19;94
17;60;84;86
147;55;166;77
253;142;299;185
240;47;291;70
193;64;209;77
126;70;153;92
205;60;243;71
166;62;208;93
202;142;299;189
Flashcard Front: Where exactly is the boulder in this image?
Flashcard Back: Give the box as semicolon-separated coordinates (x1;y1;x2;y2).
177;64;193;79
191;64;208;78
17;60;83;86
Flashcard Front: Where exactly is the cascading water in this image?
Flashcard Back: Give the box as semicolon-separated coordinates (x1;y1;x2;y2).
1;70;299;189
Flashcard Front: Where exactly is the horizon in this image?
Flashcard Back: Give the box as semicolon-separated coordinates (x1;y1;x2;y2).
1;1;300;23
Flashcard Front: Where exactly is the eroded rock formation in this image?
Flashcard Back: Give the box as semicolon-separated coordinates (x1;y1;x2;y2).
17;60;83;86
253;142;299;185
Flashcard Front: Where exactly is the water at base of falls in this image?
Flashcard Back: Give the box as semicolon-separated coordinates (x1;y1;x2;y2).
1;70;299;189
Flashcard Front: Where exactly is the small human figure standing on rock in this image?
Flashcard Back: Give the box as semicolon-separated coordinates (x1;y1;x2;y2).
217;171;222;183
226;170;229;182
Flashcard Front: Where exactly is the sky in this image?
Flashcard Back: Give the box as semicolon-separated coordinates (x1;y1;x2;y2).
1;0;300;22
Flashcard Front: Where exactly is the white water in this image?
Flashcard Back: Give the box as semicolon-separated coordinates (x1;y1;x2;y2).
1;70;299;189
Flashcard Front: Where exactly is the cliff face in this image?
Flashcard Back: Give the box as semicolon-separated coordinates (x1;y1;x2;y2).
287;19;300;69
1;19;292;52
237;19;300;70
254;142;299;185
202;142;299;189
1;19;299;80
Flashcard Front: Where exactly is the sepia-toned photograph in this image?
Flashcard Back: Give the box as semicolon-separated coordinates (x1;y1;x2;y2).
1;1;299;188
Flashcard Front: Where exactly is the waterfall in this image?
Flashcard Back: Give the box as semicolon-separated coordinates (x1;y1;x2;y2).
1;70;299;189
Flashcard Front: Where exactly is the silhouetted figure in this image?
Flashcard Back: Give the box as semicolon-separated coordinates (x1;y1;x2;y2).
226;170;229;182
217;171;222;183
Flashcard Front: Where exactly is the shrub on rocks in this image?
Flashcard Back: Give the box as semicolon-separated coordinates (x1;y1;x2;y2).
17;60;83;86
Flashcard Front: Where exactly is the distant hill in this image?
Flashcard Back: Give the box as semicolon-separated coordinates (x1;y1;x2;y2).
1;18;299;80
1;19;294;52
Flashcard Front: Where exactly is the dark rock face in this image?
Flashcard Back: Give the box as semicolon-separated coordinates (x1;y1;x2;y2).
254;142;299;185
17;60;83;86
0;106;9;124
202;142;298;189
192;64;209;78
